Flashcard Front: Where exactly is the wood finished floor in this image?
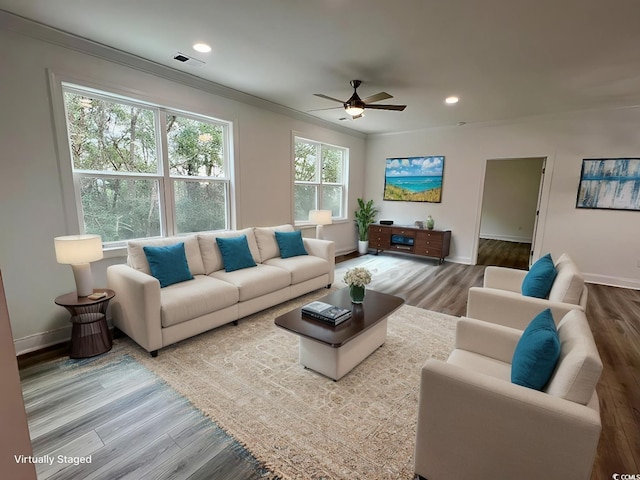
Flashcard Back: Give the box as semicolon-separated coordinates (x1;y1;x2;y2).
20;242;640;479
19;356;274;480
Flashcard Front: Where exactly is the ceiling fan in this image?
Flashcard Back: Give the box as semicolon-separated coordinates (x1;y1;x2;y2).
312;80;406;119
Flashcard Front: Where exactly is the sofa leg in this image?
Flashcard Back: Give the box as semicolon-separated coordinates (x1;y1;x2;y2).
232;320;239;326
326;284;332;289
112;326;123;339
150;350;158;358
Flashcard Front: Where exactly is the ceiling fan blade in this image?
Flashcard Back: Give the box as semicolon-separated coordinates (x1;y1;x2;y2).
307;106;343;112
313;93;345;104
361;92;392;104
364;104;407;111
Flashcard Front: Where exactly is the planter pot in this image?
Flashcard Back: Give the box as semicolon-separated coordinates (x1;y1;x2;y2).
349;285;366;303
358;240;369;255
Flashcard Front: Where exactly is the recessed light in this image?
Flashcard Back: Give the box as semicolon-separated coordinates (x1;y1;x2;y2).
193;43;211;53
445;96;459;104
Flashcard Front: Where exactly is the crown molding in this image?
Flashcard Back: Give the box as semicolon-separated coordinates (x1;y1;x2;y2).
0;10;366;140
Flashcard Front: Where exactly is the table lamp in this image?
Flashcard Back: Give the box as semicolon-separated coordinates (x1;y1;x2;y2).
54;234;103;297
308;210;332;239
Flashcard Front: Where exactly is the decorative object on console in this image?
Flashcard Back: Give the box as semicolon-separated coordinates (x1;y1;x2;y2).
576;158;640;211
380;220;394;225
308;209;332;240
426;215;435;230
343;267;372;303
354;198;379;254
414;220;424;229
54;234;103;297
383;156;444;203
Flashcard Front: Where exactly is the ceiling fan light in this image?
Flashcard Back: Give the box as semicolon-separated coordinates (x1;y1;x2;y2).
345;106;364;116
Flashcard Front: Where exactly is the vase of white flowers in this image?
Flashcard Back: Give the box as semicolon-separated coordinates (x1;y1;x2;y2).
343;267;372;304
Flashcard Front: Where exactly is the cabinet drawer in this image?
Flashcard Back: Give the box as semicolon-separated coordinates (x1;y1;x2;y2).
416;230;444;240
369;225;389;234
417;247;443;258
370;239;390;249
391;227;416;236
415;237;443;248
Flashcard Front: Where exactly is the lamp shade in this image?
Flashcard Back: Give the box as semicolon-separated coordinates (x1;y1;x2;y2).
54;235;103;265
308;210;333;225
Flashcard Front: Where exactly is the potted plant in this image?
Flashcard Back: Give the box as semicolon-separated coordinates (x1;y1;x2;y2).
354;198;379;254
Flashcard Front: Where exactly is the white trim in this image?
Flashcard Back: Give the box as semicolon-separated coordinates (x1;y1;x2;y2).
479;234;533;243
584;274;640;290
13;325;72;356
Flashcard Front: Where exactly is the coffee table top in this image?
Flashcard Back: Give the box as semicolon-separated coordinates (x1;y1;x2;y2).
274;288;404;347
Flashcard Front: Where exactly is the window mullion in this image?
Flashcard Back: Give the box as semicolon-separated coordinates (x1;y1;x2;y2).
157;109;174;237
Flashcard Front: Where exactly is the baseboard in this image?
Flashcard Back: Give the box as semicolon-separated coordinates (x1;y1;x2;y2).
584;273;640;290
14;325;72;356
14;316;115;356
480;234;533;243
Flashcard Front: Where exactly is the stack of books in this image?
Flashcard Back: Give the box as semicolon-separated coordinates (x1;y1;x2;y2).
302;301;352;326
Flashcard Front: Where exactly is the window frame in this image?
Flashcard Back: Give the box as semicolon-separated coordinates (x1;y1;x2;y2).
293;135;349;225
53;77;234;250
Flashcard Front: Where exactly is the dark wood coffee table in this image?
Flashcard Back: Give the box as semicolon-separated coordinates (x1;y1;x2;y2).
275;288;404;380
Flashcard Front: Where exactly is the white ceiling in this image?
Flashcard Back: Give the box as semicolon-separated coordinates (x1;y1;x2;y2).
2;0;640;134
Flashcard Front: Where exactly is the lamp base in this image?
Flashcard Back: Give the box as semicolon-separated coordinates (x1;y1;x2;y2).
71;263;94;297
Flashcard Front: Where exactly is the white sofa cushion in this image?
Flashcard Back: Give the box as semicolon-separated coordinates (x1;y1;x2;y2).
198;229;261;274
263;255;330;284
128;235;204;276
254;225;295;262
211;264;291;302
160;275;239;328
548;253;584;305
447;349;511;381
544;310;602;405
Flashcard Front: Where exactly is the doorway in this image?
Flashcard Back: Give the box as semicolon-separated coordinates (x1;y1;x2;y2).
477;157;545;269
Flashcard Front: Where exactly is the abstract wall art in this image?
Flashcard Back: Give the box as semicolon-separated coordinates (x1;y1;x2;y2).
576;158;640;211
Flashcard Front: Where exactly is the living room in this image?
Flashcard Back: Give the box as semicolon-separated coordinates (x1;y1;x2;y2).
1;2;639;479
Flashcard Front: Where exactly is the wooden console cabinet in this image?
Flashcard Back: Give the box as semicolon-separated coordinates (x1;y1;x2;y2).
369;224;451;264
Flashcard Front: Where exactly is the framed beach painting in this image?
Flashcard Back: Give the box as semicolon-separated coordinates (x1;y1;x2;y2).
576;158;640;211
383;156;444;202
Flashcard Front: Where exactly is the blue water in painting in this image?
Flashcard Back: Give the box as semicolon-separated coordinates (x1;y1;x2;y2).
385;176;442;192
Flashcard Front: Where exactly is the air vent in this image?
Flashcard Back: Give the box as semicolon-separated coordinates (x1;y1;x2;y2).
173;52;205;68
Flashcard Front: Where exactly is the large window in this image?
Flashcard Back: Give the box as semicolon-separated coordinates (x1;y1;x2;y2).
62;85;232;245
293;137;348;222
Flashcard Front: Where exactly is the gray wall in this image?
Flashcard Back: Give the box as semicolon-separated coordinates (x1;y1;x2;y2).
0;17;365;352
365;113;640;288
479;158;544;243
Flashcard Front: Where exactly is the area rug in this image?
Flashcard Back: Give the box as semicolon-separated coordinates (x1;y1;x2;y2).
114;290;458;479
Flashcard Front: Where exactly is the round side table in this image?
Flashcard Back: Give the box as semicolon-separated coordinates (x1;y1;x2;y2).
54;289;115;359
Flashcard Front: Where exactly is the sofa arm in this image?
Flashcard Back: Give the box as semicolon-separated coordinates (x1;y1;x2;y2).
455;317;521;364
107;264;163;354
483;266;527;291
415;359;601;480
303;238;335;284
467;287;584;329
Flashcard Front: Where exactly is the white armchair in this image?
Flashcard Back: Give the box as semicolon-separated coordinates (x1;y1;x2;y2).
467;253;588;329
414;310;602;480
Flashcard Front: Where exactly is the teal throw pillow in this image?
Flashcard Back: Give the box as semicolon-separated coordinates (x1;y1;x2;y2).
143;242;194;288
216;235;257;272
275;230;308;259
511;309;561;390
521;253;557;298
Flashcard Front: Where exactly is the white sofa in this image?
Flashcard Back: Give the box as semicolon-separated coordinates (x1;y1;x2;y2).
467;253;588;330
107;225;335;356
415;310;602;480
